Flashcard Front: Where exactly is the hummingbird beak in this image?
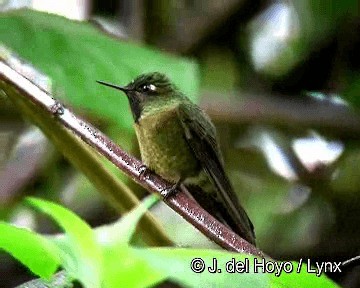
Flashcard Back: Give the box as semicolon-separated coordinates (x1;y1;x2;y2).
96;80;129;93
97;79;141;122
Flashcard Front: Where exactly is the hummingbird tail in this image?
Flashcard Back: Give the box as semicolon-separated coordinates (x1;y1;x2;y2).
186;184;256;245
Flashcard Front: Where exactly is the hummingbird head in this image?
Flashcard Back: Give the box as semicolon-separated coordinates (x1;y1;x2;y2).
97;72;177;122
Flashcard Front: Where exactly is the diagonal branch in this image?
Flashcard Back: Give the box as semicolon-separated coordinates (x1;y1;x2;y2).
0;59;264;257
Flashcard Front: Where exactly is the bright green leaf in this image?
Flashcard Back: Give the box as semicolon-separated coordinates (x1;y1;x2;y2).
135;248;268;288
0;221;60;279
93;194;160;248
271;261;341;288
101;248;164;288
93;194;267;288
26;197;102;288
94;194;164;288
116;194;160;243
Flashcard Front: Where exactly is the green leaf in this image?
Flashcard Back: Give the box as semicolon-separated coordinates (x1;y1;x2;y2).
94;194;164;288
271;261;341;288
116;194;160;243
0;221;60;279
26;197;102;288
101;248;164;288
93;195;267;288
135;248;268;288
133;247;340;288
0;9;200;132
92;194;160;247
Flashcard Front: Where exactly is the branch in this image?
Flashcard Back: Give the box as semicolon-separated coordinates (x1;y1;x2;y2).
0;59;264;257
201;90;360;139
16;271;71;288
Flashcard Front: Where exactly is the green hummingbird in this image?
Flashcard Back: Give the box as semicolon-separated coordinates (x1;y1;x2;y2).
97;72;255;245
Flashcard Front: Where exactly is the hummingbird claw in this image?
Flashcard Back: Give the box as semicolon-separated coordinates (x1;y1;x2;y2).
161;179;182;200
138;165;150;181
50;101;64;116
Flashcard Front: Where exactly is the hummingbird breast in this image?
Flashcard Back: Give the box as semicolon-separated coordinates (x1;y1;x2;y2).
135;105;200;182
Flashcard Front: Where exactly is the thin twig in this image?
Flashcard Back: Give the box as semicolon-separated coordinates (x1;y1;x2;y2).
0;60;264;257
342;255;360;268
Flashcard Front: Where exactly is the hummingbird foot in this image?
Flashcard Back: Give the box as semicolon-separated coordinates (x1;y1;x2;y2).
138;165;151;181
161;178;182;200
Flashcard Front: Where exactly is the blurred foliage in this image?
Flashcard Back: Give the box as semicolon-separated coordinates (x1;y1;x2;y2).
0;221;61;279
247;0;359;80
345;77;360;108
201;46;239;92
0;9;200;133
0;197;340;288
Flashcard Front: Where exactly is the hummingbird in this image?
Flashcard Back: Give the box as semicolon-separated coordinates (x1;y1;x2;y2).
97;72;256;245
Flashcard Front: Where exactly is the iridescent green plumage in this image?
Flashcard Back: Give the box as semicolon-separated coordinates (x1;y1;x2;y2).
98;72;256;245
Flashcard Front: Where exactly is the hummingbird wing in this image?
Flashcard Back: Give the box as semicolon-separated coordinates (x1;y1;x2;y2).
177;103;256;245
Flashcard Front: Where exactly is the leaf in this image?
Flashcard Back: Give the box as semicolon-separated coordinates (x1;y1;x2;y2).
0;9;200;132
0;221;60;279
4;197;337;288
94;194;164;288
26;197;102;288
116;194;160;243
100;245;164;288
271;261;341;288
92;194;160;248
94;195;267;288
134;248;341;288
135;248;268;288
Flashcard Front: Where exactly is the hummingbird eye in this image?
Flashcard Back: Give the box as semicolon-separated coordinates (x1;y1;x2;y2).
139;84;156;93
